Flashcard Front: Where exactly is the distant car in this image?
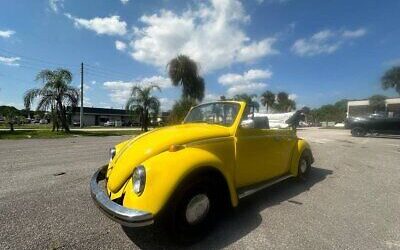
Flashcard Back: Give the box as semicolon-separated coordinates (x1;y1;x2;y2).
72;121;80;127
104;121;114;127
349;115;400;137
334;123;345;128
39;119;48;124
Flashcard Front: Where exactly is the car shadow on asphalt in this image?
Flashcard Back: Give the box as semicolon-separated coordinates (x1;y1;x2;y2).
122;166;332;249
366;134;400;140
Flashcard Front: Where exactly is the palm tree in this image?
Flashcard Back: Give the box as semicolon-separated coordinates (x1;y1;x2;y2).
233;94;260;111
24;69;79;132
274;91;297;112
381;66;400;95
125;85;160;131
169;97;198;124
369;95;387;113
286;99;296;112
260;91;275;113
167;55;205;101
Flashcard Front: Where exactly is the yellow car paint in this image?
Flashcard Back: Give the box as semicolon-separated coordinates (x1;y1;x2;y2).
106;101;312;216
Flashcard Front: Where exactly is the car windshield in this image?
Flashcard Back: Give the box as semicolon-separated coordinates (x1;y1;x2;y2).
184;103;240;126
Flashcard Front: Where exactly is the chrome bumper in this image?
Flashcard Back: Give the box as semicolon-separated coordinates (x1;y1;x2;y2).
90;165;154;227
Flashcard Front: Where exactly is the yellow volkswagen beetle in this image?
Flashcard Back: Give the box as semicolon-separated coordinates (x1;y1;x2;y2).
90;101;314;240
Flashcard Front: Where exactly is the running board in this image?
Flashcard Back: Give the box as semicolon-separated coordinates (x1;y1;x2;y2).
237;174;293;199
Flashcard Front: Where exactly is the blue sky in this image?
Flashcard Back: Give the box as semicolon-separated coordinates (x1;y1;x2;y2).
0;0;399;111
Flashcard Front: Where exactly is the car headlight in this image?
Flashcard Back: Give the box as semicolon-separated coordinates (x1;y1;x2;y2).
132;165;146;196
109;147;116;160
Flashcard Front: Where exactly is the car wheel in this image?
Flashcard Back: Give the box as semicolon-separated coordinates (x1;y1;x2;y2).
351;127;366;137
166;177;219;243
296;153;311;181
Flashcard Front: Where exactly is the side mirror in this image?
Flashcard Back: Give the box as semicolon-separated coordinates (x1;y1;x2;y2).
240;119;255;129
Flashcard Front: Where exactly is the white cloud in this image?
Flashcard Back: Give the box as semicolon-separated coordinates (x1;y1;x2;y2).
0;30;15;38
218;69;272;86
342;28;367;38
226;83;267;96
115;40;127;51
159;97;175;111
203;93;221;102
0;56;20;66
103;76;171;105
76;83;91;93
288;93;297;100
49;0;64;13
91;80;97;85
65;14;127;36
120;0;130;5
130;0;277;72
83;96;92;106
218;69;271;96
292;28;367;57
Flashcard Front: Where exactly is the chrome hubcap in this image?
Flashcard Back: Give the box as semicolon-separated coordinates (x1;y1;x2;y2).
185;194;210;225
300;159;308;173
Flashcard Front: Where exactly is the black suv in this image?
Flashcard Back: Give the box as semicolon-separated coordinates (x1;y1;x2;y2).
349;113;400;137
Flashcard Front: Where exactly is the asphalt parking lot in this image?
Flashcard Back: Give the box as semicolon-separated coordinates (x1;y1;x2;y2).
1;128;399;249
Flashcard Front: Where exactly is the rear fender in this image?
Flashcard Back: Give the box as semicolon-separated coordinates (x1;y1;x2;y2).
289;139;313;176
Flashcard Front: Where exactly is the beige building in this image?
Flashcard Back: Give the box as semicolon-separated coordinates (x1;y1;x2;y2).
347;97;400;118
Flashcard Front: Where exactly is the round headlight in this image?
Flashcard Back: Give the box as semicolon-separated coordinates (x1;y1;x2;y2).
132;165;146;195
109;147;116;160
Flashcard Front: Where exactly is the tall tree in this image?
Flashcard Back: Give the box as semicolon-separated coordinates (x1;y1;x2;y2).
167;55;205;101
274;91;296;112
260;90;275;113
169;97;198;124
381;66;400;95
369;95;387;113
125;85;160;132
24;69;79;132
233;94;259;111
0;106;20;132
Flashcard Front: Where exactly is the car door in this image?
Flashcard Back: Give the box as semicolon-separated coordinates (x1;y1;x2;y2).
386;117;400;134
234;123;296;188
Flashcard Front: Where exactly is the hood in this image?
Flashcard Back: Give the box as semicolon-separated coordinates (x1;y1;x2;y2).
107;123;231;193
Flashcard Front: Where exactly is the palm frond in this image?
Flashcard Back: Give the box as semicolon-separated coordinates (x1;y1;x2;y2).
23;88;41;109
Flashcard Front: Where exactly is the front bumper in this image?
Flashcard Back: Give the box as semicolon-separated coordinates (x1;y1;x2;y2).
90;165;154;227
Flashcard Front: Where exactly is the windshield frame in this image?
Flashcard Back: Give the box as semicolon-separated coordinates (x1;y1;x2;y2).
183;102;241;127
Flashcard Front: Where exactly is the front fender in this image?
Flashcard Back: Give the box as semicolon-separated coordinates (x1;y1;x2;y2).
122;147;238;216
289;138;313;176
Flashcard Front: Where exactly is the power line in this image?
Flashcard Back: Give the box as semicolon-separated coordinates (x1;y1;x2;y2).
0;48;76;69
85;63;135;79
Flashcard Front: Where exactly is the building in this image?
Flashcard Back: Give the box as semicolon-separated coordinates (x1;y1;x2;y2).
68;107;137;126
347;97;400;118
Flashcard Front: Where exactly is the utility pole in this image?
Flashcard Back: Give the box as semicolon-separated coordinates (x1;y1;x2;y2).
80;62;84;128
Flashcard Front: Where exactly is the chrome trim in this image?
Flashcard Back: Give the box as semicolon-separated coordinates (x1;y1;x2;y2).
132;165;146;196
237;174;293;199
185;194;210;225
90;165;154;227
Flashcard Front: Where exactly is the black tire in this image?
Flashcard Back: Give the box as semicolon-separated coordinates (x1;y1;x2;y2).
164;176;221;243
296;152;311;181
351;127;366;137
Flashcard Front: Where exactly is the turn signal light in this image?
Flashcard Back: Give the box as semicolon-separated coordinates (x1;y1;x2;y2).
169;144;185;152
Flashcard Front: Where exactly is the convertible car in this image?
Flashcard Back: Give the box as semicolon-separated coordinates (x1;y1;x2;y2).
90;101;314;240
349;114;400;137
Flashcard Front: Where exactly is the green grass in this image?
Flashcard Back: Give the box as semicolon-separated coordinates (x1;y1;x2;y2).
0;123;52;129
0;129;142;140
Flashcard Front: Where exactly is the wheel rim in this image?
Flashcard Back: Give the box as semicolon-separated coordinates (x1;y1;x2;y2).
185;194;210;225
300;159;308;174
